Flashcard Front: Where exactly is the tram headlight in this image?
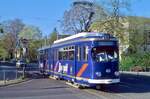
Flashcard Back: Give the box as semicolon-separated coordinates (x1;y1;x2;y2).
114;71;119;76
95;72;101;77
106;69;111;73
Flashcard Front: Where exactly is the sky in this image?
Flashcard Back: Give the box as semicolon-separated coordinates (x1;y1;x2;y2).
0;0;150;35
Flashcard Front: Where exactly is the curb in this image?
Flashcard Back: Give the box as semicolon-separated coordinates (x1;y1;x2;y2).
0;78;30;87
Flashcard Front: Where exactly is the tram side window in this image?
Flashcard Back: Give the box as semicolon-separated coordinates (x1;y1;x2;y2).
59;51;66;60
83;46;88;61
77;47;81;61
58;47;68;60
58;51;62;60
62;51;68;60
68;46;75;60
58;46;75;60
68;51;74;60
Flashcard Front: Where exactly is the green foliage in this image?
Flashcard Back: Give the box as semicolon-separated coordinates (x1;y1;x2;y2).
0;39;8;60
129;16;150;25
18;25;42;61
140;53;150;68
28;40;43;62
0;47;8;60
48;28;57;45
19;25;42;40
1;19;25;59
128;16;150;54
0;19;43;61
90;19;130;50
120;54;138;71
120;53;150;71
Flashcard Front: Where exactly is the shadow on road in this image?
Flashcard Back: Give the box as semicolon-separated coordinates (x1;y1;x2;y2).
41;86;69;90
100;73;150;94
26;72;48;79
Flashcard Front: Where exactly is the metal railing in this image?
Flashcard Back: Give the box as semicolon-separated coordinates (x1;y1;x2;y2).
0;69;23;85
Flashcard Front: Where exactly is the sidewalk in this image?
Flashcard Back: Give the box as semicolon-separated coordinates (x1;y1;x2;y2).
0;78;29;87
121;71;150;76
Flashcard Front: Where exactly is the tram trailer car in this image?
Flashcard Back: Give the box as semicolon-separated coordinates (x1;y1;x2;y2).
38;32;120;87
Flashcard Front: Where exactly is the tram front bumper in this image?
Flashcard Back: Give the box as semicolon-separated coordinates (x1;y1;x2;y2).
88;78;120;84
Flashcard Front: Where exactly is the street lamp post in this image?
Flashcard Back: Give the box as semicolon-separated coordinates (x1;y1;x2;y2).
0;23;4;33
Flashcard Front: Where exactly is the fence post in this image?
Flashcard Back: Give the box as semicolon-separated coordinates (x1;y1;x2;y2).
3;70;6;85
16;70;18;79
23;66;25;79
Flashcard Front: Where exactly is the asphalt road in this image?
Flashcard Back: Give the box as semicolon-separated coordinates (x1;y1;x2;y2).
0;78;100;99
0;73;150;99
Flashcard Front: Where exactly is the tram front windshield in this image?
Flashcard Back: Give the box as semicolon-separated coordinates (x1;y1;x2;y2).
92;46;118;62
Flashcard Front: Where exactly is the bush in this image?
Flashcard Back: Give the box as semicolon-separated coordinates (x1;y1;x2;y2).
120;55;135;71
120;52;150;71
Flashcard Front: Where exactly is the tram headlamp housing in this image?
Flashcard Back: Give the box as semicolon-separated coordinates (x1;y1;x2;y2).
95;72;101;77
106;69;111;73
114;71;119;76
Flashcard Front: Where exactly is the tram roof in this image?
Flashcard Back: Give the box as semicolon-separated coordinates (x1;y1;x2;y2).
38;46;50;51
54;32;116;44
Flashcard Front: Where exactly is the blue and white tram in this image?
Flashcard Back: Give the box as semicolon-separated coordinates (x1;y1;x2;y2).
38;32;120;87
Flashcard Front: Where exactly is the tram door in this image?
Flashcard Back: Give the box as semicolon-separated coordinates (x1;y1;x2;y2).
74;46;82;81
74;46;78;81
49;49;54;76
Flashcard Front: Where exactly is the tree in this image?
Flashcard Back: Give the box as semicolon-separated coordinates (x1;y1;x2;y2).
0;40;8;60
18;25;42;61
89;0;130;61
2;19;25;59
1;33;16;59
90;0;130;35
28;40;43;62
3;19;25;38
19;25;42;40
48;28;58;45
128;16;150;54
0;24;4;33
61;0;106;34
